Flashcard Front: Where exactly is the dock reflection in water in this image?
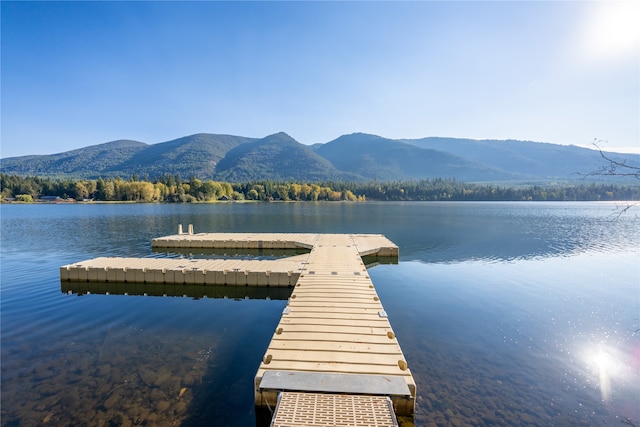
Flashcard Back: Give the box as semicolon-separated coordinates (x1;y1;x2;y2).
61;281;294;300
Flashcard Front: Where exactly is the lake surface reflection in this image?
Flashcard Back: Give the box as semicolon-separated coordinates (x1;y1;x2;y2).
1;202;638;426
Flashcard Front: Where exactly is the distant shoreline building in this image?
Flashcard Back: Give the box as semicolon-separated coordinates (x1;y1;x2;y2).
38;196;75;203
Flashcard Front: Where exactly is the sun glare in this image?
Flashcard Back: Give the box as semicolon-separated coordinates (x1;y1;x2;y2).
592;350;616;376
580;1;640;62
585;344;624;403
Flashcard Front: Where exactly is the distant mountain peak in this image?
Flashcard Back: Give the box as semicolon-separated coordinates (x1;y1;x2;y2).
342;132;384;140
261;131;297;142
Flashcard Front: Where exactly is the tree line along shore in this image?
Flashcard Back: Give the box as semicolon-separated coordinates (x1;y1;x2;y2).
1;173;639;203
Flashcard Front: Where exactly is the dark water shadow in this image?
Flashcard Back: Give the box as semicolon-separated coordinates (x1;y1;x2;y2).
152;247;311;259
61;281;293;300
177;300;285;427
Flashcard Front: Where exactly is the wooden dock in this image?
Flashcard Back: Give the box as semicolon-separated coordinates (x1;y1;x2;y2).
252;233;414;418
60;230;415;420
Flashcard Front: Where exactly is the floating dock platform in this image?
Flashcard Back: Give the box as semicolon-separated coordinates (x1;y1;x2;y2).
60;229;415;421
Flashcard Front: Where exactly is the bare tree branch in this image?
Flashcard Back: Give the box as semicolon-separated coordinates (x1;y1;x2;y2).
580;140;640;217
580;139;640;180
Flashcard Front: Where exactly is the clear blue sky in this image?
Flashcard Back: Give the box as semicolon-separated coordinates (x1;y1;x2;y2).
1;1;638;158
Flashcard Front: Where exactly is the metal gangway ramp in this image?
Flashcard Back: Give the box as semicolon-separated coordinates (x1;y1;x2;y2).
270;392;398;427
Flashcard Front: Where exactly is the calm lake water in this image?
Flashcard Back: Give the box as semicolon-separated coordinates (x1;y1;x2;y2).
1;202;638;426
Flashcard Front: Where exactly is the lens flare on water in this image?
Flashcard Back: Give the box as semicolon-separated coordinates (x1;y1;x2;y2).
584;344;623;403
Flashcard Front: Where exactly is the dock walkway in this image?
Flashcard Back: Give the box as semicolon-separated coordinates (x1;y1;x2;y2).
60;231;415;420
253;234;415;418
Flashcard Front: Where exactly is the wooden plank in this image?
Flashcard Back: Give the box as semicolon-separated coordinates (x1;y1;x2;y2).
291;295;381;303
278;317;393;328
259;360;412;377
277;311;388;321
269;332;398;345
294;285;375;291
266;339;403;354
262;349;406;366
285;307;382;315
274;324;391;335
278;311;388;324
292;290;379;296
288;301;382;309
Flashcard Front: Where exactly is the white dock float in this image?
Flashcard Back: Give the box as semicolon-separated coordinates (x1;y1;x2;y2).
59;230;414;419
60;256;307;286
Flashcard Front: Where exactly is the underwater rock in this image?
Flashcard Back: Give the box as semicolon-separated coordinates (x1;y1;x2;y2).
149;388;164;401
182;372;201;386
59;391;80;409
98;364;112;377
138;368;156;387
157;400;171;412
153;367;172;387
173;400;186;413
103;391;122;410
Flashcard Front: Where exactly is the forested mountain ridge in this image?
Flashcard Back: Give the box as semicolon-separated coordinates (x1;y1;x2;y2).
314;133;519;181
1;139;148;177
1;131;638;183
402;136;636;180
107;133;256;179
1;134;255;180
214;132;359;182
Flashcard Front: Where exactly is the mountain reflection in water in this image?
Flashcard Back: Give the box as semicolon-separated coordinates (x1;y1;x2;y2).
1;201;638;426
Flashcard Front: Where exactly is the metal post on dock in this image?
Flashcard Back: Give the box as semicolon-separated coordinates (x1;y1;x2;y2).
178;224;184;235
